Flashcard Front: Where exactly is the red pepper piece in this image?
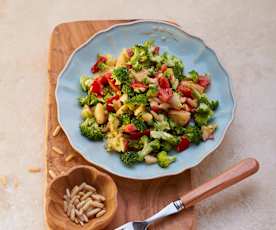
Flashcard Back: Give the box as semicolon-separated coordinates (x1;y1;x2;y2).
198;75;210;88
158;76;170;89
176;136;190;152
123;124;137;133
177;85;192;98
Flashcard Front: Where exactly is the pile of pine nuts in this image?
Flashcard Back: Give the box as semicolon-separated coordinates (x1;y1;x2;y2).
64;182;106;226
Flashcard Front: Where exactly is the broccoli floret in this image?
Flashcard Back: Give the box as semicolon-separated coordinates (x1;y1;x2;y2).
160;141;173;152
120;152;139;167
132;62;143;71
81;105;93;119
161;52;184;80
147;66;156;77
191;90;218;126
173;61;185;80
150;131;179;146
129;40;155;71
169;119;186;135
130;45;147;71
154;120;170;131
198;95;219;110
146;86;158;97
80;118;104;140
128;140;143;150
122;84;134;97
105;133;127;152
131;118;147;131
119;114;131;125
126;94;148;106
192;90;219;110
184;125;202;144
209;100;219;110
157;151;176;168
112;67;130;85
79;94;100;107
137;136;160;161
97;62;108;72
80;76;92;91
194;103;214;126
187;70;199;82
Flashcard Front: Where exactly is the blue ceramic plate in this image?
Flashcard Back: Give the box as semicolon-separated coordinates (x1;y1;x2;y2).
56;20;235;180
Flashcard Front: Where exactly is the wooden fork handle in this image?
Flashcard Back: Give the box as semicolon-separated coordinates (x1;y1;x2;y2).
180;158;259;208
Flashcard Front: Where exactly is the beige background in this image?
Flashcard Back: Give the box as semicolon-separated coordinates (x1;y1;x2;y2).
0;0;275;229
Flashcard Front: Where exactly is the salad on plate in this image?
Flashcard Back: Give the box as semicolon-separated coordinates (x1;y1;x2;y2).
78;40;219;168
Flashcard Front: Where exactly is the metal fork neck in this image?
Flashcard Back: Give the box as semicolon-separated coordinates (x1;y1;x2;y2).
145;199;185;224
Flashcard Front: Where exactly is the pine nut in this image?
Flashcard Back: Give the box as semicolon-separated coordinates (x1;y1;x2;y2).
67;203;72;216
48;170;56;179
71;185;80;197
78;191;85;197
80;191;93;201
96;209;106;218
66;188;71;198
84;184;96;192
91;194;106;202
52;125;61;137
52;146;63;155
28;167;41;173
65;153;76;162
91;201;104;208
79;182;86;190
73;198;80;206
79;213;85;222
64;201;68;212
82;214;88;223
70;208;75;221
86;208;101;218
80;200;92;214
76;200;86;210
70;195;80;205
0;176;7;187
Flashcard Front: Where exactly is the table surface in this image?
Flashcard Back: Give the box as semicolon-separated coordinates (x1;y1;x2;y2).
0;0;275;229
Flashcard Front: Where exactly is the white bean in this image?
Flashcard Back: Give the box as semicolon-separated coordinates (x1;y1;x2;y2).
95;103;107;124
145;155;157;164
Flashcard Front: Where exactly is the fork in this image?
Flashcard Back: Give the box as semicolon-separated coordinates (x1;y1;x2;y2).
115;158;259;230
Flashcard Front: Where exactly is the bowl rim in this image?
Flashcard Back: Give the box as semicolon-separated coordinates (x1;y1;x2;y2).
55;19;236;180
46;165;118;229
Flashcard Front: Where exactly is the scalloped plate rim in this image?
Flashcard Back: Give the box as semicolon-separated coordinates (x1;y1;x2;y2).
55;19;236;180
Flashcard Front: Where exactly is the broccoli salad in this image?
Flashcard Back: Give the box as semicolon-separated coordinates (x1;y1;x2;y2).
78;40;219;168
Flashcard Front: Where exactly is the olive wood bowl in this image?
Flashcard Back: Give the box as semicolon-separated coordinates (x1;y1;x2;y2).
46;165;118;230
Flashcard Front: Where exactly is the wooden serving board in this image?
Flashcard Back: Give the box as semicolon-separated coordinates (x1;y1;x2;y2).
46;20;196;230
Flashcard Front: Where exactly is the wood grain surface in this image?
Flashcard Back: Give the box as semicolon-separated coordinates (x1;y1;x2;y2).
46;20;196;230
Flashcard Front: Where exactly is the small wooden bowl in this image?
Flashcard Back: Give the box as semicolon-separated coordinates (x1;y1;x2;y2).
46;165;118;230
